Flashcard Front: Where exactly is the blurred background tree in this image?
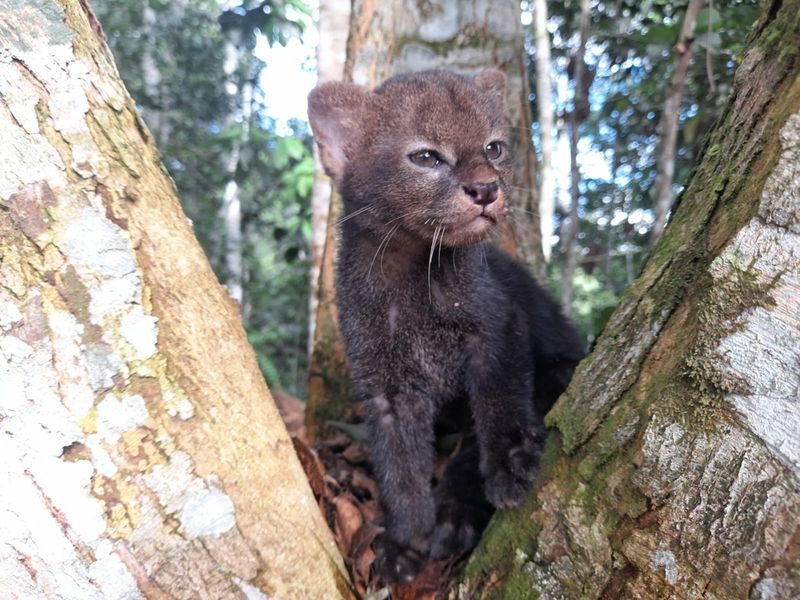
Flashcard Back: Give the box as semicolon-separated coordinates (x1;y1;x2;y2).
91;0;759;399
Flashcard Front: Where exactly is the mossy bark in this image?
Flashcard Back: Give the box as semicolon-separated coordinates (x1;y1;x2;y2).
0;1;350;598
459;1;800;597
306;0;544;436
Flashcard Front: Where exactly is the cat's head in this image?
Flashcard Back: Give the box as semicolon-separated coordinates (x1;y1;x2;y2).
307;70;511;247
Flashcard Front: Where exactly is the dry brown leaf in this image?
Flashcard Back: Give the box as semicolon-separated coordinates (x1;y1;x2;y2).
341;442;370;464
357;499;379;524
291;437;328;499
352;469;379;500
333;494;364;553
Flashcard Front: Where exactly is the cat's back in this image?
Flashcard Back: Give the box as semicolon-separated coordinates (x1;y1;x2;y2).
483;246;584;363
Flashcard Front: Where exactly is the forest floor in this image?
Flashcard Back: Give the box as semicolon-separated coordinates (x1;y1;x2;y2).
274;390;463;600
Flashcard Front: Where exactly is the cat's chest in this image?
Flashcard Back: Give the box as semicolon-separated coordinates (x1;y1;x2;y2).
340;271;481;385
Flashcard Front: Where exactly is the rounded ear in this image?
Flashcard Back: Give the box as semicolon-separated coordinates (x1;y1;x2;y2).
474;69;507;107
307;82;372;186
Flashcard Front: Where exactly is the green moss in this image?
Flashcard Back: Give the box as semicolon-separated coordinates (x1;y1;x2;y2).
463;501;541;583
307;319;357;430
492;570;541;600
758;3;800;63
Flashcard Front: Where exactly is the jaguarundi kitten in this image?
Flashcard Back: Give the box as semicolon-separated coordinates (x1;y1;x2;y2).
307;69;584;583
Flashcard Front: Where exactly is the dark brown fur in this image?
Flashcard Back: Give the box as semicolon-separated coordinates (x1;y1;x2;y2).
308;70;583;583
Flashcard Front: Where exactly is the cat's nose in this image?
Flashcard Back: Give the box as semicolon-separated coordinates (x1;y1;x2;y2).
463;181;499;206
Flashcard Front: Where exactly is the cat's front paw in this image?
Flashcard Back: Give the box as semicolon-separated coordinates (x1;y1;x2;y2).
483;435;542;508
372;533;428;584
430;499;492;560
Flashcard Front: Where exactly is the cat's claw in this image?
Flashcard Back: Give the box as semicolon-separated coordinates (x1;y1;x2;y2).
483;435;542;508
429;501;490;559
372;533;428;583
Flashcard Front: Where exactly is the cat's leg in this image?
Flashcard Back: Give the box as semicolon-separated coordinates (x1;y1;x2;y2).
467;361;545;509
430;436;494;559
532;357;581;418
365;392;436;583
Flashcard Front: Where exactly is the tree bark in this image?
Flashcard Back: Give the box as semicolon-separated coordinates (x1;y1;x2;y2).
140;0;170;150
309;0;351;356
307;0;544;436
220;32;250;307
650;0;708;245
459;1;800;597
534;0;556;264
0;1;349;598
560;0;590;318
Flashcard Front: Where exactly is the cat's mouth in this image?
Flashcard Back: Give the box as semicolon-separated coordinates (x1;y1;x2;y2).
434;192;505;246
440;211;499;246
479;211;498;224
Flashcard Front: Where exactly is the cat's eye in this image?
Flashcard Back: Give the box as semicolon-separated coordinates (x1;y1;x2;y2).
485;141;504;160
409;150;444;168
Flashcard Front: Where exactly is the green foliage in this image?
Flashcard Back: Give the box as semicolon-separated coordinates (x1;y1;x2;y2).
547;266;620;344
242;129;314;396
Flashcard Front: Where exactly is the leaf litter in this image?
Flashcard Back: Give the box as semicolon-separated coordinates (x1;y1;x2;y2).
281;394;464;599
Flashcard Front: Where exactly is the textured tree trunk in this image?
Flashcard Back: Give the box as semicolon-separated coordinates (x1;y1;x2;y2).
309;0;351;357
458;1;800;596
307;0;544;436
650;0;707;245
534;0;556;264
560;0;590;318
220;33;250;307
140;0;169;149
0;1;349;598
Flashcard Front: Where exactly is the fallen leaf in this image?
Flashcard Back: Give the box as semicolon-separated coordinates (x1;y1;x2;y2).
333;494;364;552
291;437;328;499
352;469;379;501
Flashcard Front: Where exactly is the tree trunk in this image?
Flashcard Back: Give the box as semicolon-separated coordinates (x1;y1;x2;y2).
0;2;349;598
307;0;544;436
309;0;351;357
459;1;800;597
534;0;556;264
220;33;250;307
650;0;707;245
560;0;590;318
140;0;170;149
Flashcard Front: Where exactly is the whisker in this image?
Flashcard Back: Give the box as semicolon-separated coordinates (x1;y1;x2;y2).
379;223;400;279
507;206;539;217
437;225;444;268
336;204;372;225
369;223;400;279
504;212;525;227
386;208;428;226
428;224;441;303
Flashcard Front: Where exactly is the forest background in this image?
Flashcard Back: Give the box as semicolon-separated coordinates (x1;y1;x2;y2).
91;0;760;401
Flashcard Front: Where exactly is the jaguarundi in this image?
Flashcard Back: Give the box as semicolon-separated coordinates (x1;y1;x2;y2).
308;69;583;583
